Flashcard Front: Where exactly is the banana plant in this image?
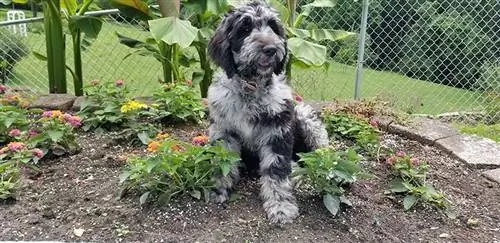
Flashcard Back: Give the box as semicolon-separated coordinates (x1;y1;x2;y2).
269;0;356;81
111;0;231;98
34;0;103;96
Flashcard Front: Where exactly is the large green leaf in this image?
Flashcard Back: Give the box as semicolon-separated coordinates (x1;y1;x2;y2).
403;194;418;211
303;0;336;8
61;0;78;15
72;16;103;39
268;0;289;24
288;37;327;66
148;17;199;48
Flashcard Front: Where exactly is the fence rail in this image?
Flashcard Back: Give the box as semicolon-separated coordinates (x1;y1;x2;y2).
0;0;498;122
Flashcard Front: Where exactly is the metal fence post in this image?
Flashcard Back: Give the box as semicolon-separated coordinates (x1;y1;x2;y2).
354;0;370;100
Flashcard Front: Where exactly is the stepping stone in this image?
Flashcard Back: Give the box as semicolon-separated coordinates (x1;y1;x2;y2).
29;94;77;111
437;134;500;167
483;168;500;184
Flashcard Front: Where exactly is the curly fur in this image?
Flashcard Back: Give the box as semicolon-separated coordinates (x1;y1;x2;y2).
207;0;329;225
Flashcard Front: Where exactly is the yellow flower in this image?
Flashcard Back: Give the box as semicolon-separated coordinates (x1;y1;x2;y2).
120;100;148;113
155;132;170;141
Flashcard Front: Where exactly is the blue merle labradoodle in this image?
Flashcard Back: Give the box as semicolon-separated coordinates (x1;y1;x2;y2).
206;1;329;224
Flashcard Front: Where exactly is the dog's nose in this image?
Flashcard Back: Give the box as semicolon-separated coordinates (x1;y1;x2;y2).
263;45;277;57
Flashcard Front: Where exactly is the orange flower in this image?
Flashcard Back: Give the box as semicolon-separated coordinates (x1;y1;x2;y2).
192;135;209;146
170;144;185;152
147;141;160;153
155;132;170;141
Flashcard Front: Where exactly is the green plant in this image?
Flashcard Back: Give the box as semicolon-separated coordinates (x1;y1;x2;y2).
119;135;239;205
147;81;206;124
385;152;452;212
0;28;29;82
0;141;44;199
321;109;380;154
28;110;81;157
292;147;365;216
78;79;131;132
454;122;500;142
268;0;355;81
0;105;30;144
34;0;104;95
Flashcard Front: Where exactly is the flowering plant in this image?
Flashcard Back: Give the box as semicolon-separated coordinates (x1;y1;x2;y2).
0;105;30;144
28;110;81;157
120;135;239;205
386;151;451;211
78;79;134;131
0;142;44;199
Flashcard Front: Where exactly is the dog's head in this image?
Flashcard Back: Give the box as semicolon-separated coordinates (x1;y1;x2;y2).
208;1;288;80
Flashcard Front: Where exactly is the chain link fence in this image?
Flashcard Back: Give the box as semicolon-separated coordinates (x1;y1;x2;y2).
0;0;498;121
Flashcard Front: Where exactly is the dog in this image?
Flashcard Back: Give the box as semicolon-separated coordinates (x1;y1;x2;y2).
206;0;329;224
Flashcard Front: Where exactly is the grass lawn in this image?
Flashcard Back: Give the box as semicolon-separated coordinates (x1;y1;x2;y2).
453;122;500;142
1;14;494;115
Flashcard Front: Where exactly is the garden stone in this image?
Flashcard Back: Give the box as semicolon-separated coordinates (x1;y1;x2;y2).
482;169;500;184
389;117;460;143
29;94;77;111
436;134;500;167
72;96;86;111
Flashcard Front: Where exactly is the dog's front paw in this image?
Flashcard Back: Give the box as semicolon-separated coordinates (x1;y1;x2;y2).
264;200;299;225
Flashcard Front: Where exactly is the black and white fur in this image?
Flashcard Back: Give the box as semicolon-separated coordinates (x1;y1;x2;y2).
207;1;329;224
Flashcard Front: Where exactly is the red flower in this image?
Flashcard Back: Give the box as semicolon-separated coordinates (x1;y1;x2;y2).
8;129;21;137
67;115;82;127
0;84;7;93
385;156;397;165
293;93;303;102
192;135;209;146
28;129;39;137
115;79;124;87
32;148;44;158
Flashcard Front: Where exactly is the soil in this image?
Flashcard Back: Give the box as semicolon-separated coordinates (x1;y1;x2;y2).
1;124;499;242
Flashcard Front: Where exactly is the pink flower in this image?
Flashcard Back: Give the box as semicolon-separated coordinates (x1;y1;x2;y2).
7;142;25;152
115;79;124;87
0;84;7;93
0;147;8;154
186;80;193;86
8;129;21;137
28;129;39;137
410;158;420;166
67;115;82;127
293;93;303;102
396;151;406;157
63;113;72;121
192;135;209;146
90;79;99;86
385;156;397;165
370;119;378;127
42;110;53;118
32;148;44;158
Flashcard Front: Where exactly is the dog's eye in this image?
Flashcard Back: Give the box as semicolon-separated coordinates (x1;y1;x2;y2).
267;19;282;35
239;17;252;34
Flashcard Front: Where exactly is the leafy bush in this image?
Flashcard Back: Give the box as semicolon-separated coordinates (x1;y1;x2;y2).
0;28;28;82
27;110;81;157
149;81;206;124
321;109;380;154
119;134;239;205
476;62;499;94
78;79;133;132
385;151;452;212
293;147;365;216
0;105;29;145
0;141;44;199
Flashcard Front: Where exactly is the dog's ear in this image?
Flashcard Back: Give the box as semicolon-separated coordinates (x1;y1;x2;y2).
208;13;237;78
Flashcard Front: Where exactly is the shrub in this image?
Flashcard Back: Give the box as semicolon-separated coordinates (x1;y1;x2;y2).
0;105;30;145
476;62;500;94
293;147;366;216
0;28;29;82
119;134;239;205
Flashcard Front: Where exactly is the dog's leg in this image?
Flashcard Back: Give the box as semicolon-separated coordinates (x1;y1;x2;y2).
259;145;299;224
209;126;241;204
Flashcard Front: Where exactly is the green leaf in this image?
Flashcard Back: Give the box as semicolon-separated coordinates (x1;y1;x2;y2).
32;51;48;61
47;130;64;142
139;191;150;205
390;180;409;193
71;16;103;39
61;0;78;15
288;37;327;67
108;0;150;19
323;193;340;216
137;131;151;145
303;0;336;8
190;190;201;199
148;17;199;49
403;194;418;211
310;29;355;42
118;171;131;184
339;195;352;207
220;163;231;177
268;0;289;24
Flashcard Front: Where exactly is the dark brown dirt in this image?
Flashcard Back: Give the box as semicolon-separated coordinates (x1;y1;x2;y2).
1;126;499;242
